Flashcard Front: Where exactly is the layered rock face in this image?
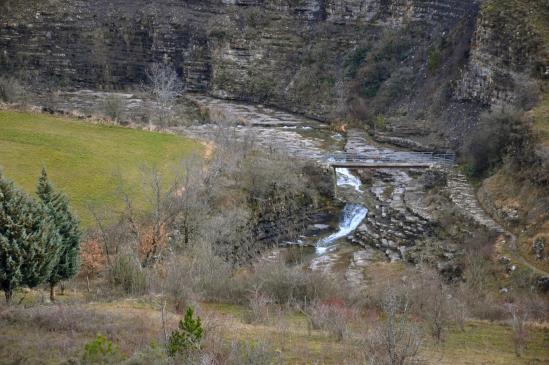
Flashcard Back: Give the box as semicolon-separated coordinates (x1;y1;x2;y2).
455;1;549;108
0;0;546;146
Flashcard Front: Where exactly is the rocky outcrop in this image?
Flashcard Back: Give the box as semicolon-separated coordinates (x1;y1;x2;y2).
1;1;547;150
447;172;504;233
0;0;493;147
342;128;469;275
350;170;435;262
455;1;548;109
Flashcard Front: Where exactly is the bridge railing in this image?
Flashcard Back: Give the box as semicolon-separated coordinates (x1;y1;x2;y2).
325;152;456;167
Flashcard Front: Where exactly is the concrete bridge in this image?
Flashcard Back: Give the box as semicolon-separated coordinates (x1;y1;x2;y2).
325;152;456;169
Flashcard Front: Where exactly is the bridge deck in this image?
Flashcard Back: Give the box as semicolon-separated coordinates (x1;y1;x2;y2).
330;162;434;169
325;152;455;170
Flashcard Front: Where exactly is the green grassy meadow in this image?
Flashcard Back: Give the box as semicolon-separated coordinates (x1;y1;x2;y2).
0;111;202;225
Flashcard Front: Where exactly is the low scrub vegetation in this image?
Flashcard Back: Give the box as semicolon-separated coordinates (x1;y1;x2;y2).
1;240;548;364
0;76;27;104
1;110;548;364
462;107;548;185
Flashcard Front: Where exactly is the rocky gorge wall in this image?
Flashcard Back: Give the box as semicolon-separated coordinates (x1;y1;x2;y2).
456;1;549;108
0;0;547;147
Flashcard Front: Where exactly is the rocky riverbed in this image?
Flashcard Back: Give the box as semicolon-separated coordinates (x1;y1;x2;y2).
178;95;508;284
17;90;511;285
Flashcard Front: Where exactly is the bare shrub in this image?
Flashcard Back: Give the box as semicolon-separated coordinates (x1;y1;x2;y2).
505;302;529;357
103;94;125;122
449;286;469;331
463;254;491;293
410;268;451;344
460;250;506;321
108;248;149;296
0;76;26;103
307;300;355;341
187;243;234;302
227;339;282;365
243;286;272;324
363;289;423;365
423;283;449;344
163;255;196;314
252;259;339;306
161;243;234;309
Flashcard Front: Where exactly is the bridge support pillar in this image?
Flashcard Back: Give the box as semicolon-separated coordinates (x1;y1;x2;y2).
332;166;337;198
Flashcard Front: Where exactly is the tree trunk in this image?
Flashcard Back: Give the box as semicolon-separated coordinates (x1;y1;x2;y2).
50;283;55;302
4;289;12;304
60;282;65;295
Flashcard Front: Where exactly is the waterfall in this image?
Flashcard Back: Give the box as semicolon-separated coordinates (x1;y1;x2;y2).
316;203;368;254
336;168;362;192
315;168;367;254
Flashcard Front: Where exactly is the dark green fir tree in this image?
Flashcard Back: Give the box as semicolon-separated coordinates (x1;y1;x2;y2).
37;168;81;301
0;171;61;303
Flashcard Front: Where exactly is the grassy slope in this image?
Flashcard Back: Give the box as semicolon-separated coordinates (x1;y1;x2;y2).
0;111;202;225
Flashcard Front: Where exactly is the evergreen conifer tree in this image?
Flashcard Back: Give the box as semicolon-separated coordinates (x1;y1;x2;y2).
37;168;81;301
0;171;61;303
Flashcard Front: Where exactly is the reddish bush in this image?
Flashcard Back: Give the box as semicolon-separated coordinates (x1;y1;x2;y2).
79;236;106;281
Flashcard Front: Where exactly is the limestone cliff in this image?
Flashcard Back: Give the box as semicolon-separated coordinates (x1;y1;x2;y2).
0;0;547;148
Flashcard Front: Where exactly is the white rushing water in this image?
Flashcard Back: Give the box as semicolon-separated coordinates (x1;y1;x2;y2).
316;203;368;254
336;168;363;192
315;168;367;254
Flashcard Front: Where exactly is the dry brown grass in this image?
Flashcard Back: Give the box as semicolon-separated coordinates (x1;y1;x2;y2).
1;294;548;365
0;301;165;363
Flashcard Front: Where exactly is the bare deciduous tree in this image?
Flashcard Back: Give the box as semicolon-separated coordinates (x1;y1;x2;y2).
144;63;184;126
505;302;530;357
365;289;423;365
174;156;210;247
411;268;451;344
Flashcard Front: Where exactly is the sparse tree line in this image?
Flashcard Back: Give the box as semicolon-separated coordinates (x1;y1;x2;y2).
0;168;80;303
